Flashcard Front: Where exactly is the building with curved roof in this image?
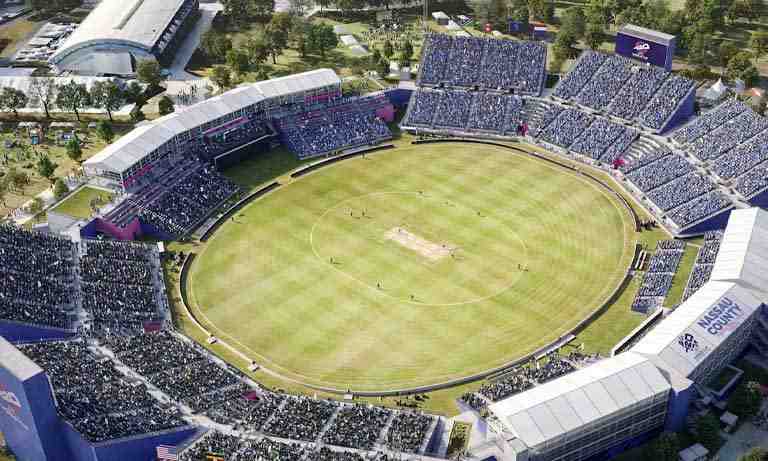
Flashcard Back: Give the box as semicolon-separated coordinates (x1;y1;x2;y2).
49;0;199;76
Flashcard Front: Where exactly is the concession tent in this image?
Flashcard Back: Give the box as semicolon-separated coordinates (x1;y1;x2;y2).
703;79;727;102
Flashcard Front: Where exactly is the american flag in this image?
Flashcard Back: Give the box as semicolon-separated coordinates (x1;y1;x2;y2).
156;445;178;461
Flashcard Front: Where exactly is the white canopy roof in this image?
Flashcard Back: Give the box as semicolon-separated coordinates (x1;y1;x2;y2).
710;208;768;296
703;79;727;101
489;352;670;449
85;69;340;174
630;281;763;379
52;0;188;62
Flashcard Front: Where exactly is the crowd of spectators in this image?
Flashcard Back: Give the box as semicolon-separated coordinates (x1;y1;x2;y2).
102;331;241;412
632;240;686;311
279;101;392;158
476;352;578;402
433;90;473;129
575;55;634;111
385;412;433;453
735;163;768;198
667;191;732;228
539;108;594;148
323;404;391;450
608;65;668;121
553;51;607;100
138;164;241;238
711;130;768;180
686;110;768;161
418;34;546;95
80;239;165;334
671;100;748;146
186;117;271;162
618;148;670;174
467;93;523;134
683;231;723;301
625;154;693;193
638;75;695;130
204;390;284;430
569;118;636;161
646;173;715;212
0;225;75;330
262;395;338;442
405;89;440;127
19;340;188;442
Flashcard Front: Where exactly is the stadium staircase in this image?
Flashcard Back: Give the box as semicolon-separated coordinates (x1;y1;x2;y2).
520;99;552;135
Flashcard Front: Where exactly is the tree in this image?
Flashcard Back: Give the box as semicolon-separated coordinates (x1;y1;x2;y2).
28;197;43;219
264;23;288;64
402;40;414;62
124;81;145;105
36;155;58;184
6;167;28;194
129;105;145;122
137;60;163;89
377;57;390;78
211;65;233;90
89;80;124;122
309;23;338;59
370;48;382;67
688;31;713;67
246;36;269;65
158;96;175;116
0;87;28;120
509;0;529;22
55;80;89;122
226;48;250;74
728;381;762;419
28;77;57;119
96;120;114;143
383;40;394;60
727;51;760;87
719;41;740;69
201;31;233;60
0;176;7;206
695;413;721;451
53;178;69;201
584;22;603;50
553;30;577;61
644;432;679;461
740;447;768;461
561;7;586;39
749;30;768;64
66;137;82;163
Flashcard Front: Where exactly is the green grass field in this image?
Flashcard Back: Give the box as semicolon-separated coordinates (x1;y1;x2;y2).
187;143;636;391
49;186;114;219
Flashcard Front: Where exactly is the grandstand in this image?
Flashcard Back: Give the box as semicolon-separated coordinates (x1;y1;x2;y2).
82;69;395;240
49;0;200;75
401;44;764;236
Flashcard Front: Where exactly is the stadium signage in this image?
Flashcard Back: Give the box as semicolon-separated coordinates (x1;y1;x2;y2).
632;41;651;60
0;385;28;431
696;297;744;336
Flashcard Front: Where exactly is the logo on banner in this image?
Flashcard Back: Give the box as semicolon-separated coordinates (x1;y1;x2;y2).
678;333;698;354
696;297;746;336
633;41;651;59
0;383;28;431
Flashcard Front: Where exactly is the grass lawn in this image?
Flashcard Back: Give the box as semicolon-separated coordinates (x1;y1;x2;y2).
0;125;131;217
665;243;700;307
49;185;114;219
187;142;636;391
0;17;41;58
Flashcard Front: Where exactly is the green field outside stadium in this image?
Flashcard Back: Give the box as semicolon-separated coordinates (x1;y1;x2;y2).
188;143;636;391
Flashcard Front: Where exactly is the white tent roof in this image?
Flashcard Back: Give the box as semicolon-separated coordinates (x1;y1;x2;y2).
703;79;727;101
85;69;340;174
52;0;188;61
489;352;670;449
630;281;763;379
710;208;768;296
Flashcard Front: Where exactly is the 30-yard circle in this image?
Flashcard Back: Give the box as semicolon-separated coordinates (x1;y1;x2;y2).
188;143;632;391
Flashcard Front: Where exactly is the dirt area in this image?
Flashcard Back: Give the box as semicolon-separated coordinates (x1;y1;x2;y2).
384;227;455;261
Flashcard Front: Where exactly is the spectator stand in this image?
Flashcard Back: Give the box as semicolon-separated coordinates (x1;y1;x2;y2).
682;231;723;302
631;240;686;313
0;224;79;342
